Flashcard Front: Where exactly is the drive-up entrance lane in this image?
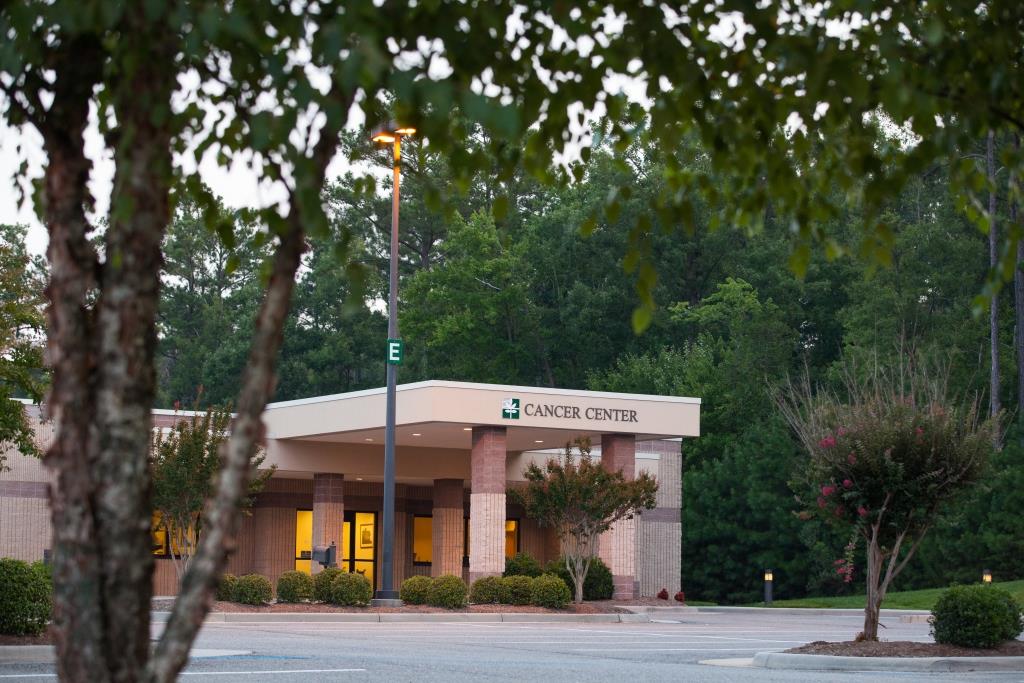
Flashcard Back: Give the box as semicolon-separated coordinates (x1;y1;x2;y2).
3;611;1021;682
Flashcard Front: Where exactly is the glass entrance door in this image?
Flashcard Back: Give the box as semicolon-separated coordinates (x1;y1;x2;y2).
341;511;377;590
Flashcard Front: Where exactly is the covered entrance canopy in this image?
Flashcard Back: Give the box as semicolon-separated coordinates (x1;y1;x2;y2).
262;380;700;478
260;380;700;598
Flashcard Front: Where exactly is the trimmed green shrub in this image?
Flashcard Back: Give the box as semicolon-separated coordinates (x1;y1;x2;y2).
931;585;1023;648
313;567;343;602
276;570;314;603
504;552;542;578
0;559;52;636
470;576;504;604
427;574;468;609
329;571;373;606
233;574;272;605
545;556;614;600
216;573;238;602
500;575;534;605
400;575;433;605
531;574;571;609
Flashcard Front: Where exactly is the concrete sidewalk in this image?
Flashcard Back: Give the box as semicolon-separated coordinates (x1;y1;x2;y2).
752;651;1024;673
152;610;652;624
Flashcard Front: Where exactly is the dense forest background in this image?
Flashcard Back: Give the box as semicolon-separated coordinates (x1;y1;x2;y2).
148;131;1024;604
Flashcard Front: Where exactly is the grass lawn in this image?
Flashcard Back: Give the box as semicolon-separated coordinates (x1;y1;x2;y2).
740;580;1024;610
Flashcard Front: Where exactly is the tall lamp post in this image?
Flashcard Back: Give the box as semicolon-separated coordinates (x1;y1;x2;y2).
371;121;415;603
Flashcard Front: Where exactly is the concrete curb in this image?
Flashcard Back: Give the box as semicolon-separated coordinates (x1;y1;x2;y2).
694;606;930;617
153;610;650;624
752;652;1024;673
621;606;699;615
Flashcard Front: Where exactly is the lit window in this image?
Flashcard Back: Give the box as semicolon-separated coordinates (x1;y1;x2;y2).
505;519;519;559
295;510;312;573
151;513;168;556
413;516;432;565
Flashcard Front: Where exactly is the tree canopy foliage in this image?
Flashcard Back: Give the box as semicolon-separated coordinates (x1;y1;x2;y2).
0;224;46;470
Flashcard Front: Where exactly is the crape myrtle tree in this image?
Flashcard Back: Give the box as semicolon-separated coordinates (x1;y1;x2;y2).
510;438;657;604
2;1;1023;680
776;358;997;641
150;401;274;581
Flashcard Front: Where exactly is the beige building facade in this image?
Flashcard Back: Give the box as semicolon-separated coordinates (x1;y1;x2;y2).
1;381;699;599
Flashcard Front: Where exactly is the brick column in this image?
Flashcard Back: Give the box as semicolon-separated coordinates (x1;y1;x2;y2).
469;426;506;583
312;473;344;574
432;478;465;577
599;434;637;599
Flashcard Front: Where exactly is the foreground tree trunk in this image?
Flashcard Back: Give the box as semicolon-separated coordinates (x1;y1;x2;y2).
43;20;176;675
40;36;108;683
26;10;350;679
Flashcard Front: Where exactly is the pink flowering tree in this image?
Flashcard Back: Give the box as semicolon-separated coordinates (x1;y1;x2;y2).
776;360;997;641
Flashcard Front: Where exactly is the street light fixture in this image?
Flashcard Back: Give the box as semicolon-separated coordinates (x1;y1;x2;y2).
983;569;993;584
370;120;414;604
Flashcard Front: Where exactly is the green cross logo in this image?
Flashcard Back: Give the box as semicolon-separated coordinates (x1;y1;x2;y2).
502;398;520;419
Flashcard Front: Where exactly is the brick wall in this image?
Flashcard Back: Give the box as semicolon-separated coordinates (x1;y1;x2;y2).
635;442;682;597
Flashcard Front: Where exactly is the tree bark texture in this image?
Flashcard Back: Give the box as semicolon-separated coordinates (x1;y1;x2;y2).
92;20;177;679
145;119;346;682
39;36;108;683
39;11;178;681
989;130;1001;426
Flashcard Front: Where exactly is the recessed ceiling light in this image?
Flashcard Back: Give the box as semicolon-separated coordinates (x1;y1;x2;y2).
462;427;472;431
356;477;363;481
364;438;373;442
412;433;422;437
534;440;544;443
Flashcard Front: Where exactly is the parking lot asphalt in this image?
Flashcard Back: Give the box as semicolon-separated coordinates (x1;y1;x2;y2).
2;610;1022;682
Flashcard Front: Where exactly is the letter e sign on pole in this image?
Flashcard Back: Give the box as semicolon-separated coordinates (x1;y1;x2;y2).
386;338;404;365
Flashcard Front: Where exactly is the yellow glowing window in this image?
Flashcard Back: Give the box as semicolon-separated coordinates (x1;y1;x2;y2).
151;511;195;556
505;519;519;559
295;510;313;574
413;516;432;565
151;513;168;556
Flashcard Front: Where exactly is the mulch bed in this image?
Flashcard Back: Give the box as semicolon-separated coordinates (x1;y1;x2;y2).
151;598;633;614
787;640;1024;658
0;626;55;646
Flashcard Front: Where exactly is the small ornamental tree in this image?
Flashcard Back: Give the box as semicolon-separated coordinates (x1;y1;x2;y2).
777;359;997;641
510;438;657;604
151;401;274;580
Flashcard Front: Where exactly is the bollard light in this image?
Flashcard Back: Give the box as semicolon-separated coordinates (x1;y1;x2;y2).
764;568;774;606
982;569;993;584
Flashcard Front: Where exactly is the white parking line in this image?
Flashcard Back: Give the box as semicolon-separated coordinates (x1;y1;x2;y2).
179;670;366;676
569;651;782;655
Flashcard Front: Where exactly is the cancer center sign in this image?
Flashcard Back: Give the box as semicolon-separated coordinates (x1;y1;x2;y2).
503;397;639;424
